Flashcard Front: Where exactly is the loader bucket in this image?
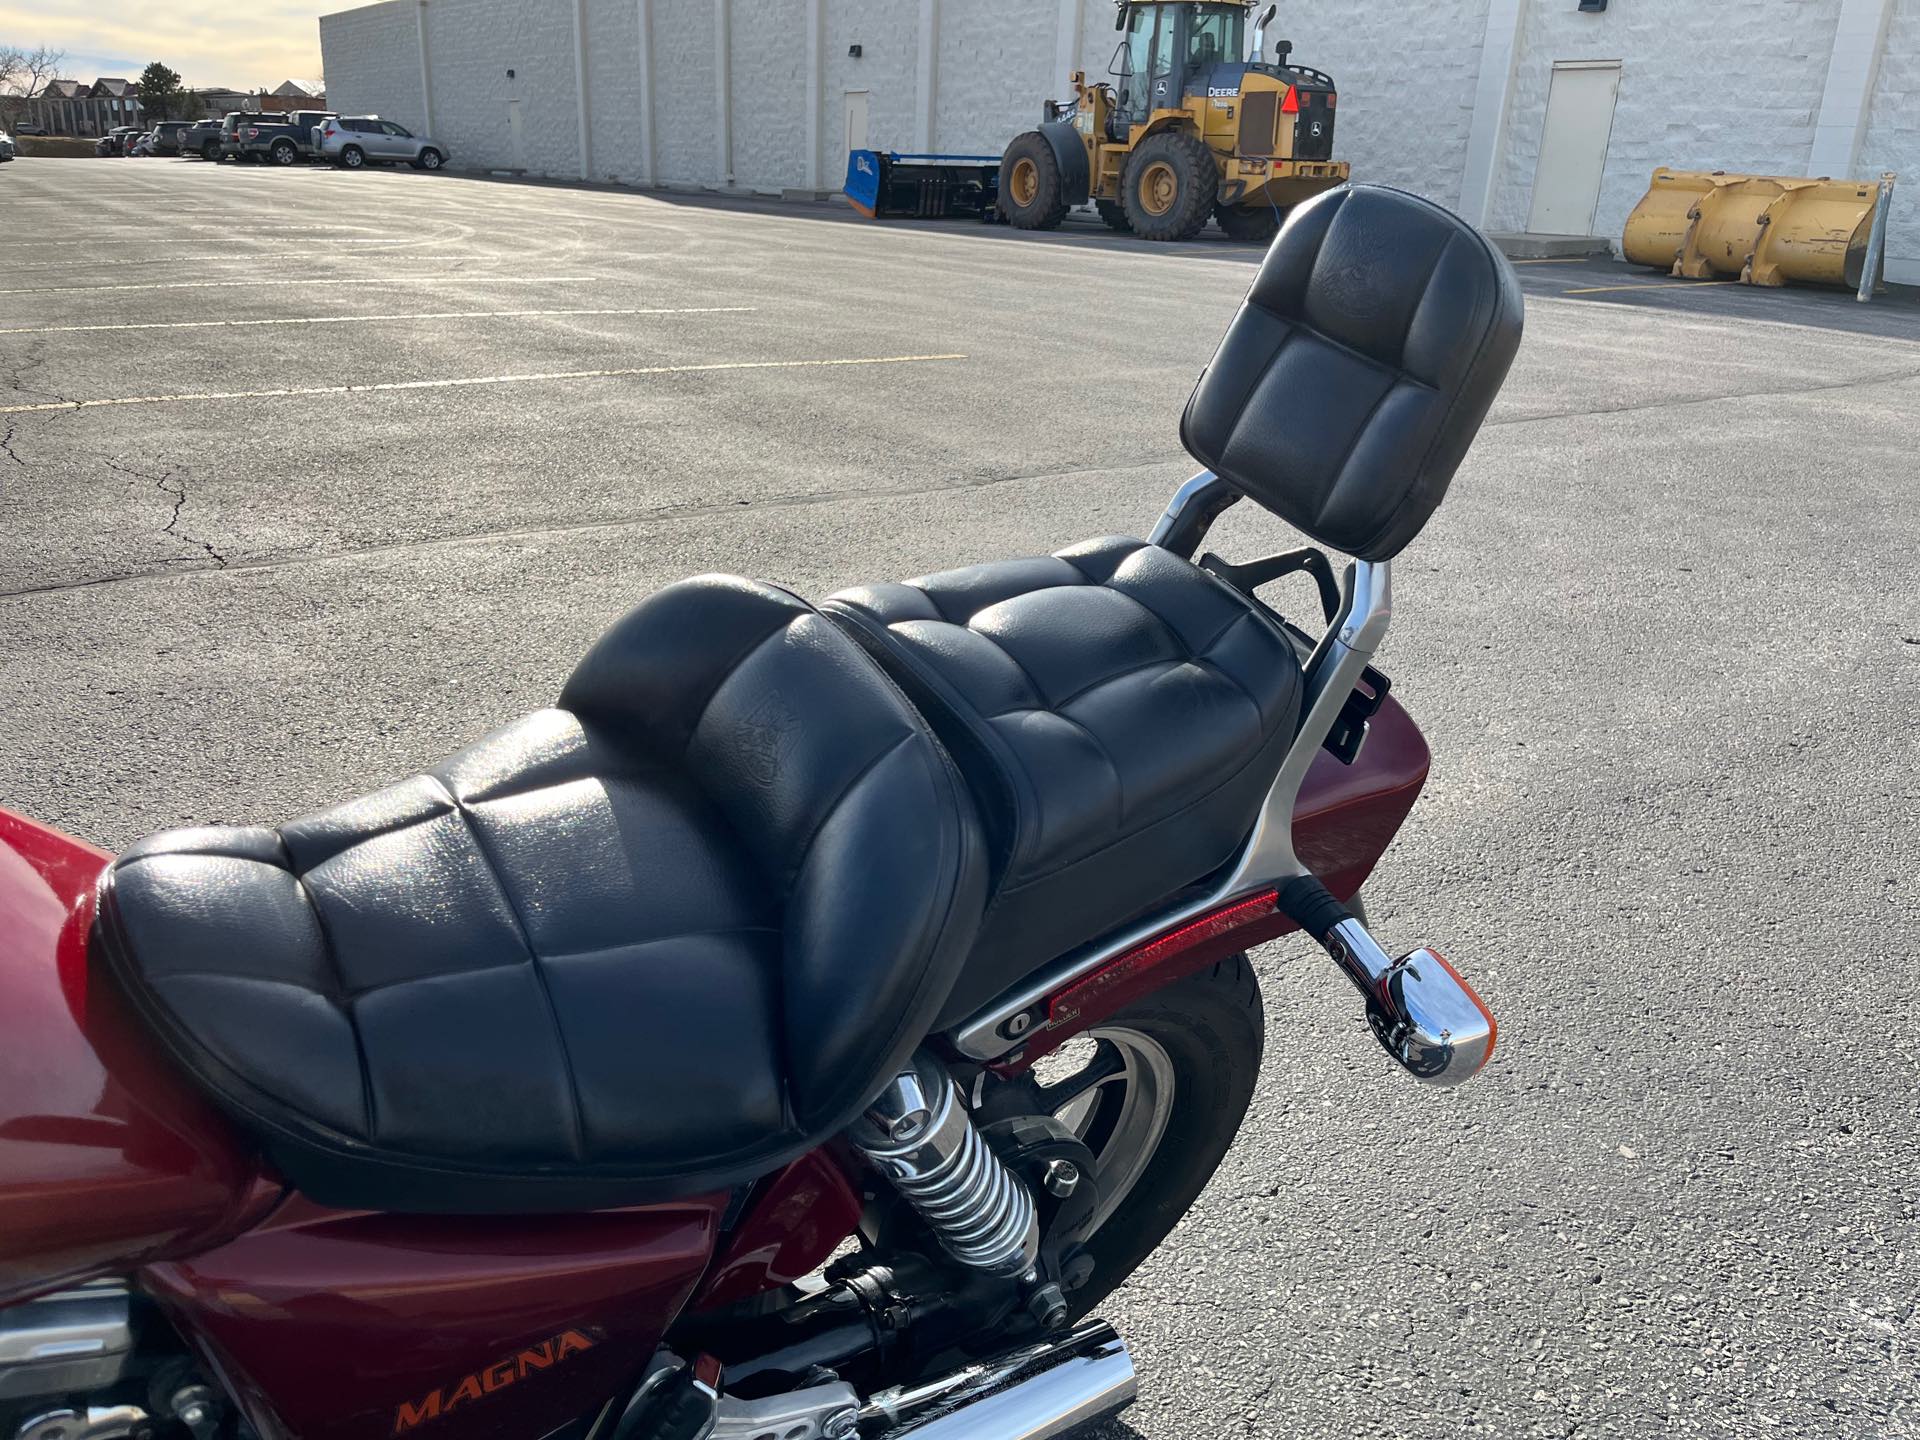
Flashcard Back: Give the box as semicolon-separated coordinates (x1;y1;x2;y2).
844;149;1001;221
1622;169;1883;288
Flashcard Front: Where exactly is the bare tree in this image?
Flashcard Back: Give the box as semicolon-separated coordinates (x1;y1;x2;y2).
0;44;68;124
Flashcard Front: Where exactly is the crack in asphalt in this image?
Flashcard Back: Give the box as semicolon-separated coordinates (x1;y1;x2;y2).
103;457;230;569
7;355;1920;603
0;451;1187;601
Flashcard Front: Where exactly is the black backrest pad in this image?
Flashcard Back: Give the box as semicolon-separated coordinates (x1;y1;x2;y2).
1182;184;1524;562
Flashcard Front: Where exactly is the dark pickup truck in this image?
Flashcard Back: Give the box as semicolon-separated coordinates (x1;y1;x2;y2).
232;110;335;165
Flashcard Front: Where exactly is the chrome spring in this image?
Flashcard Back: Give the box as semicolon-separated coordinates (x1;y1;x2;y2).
850;1051;1039;1277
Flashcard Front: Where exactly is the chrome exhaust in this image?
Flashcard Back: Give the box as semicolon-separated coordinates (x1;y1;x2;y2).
860;1321;1135;1439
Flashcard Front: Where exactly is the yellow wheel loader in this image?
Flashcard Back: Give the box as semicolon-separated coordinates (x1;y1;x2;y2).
999;0;1349;242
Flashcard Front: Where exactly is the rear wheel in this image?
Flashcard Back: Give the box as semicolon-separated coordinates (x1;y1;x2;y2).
270;140;297;166
997;131;1069;231
1216;202;1282;244
1022;956;1265;1315
417;148;443;171
1121;130;1218;241
1095;198;1132;233
201;141;219;161
340;145;365;169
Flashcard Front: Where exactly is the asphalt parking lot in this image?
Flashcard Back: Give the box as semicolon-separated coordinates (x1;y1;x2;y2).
3;156;1917;1437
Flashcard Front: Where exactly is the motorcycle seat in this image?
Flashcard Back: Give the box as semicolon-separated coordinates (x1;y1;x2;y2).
94;577;987;1214
824;536;1305;1024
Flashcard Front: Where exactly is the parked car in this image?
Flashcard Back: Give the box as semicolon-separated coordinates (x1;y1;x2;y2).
181;119;223;160
319;115;447;171
237;110;335;166
0;129;14;162
217;112;286;161
151;120;196;156
96;126;141;156
12;120;46;136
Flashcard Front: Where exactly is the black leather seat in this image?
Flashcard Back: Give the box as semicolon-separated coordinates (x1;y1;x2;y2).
824;537;1303;1024
96;577;986;1214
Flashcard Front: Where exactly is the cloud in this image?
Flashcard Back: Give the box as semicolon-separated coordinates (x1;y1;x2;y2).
0;0;321;89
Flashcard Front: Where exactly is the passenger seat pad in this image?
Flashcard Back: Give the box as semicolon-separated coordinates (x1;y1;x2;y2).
824;537;1303;1024
95;576;986;1214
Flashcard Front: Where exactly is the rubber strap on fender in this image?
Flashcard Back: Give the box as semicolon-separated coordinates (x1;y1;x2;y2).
1275;874;1352;947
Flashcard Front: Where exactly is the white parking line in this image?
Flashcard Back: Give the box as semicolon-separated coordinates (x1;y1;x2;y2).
0;353;968;414
0;276;597;296
0;306;756;337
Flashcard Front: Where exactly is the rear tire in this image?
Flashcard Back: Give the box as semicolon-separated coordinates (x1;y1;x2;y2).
201;141;219;162
1095;198;1132;233
1215;202;1282;244
270;140;297;166
1121;130;1218;241
997;131;1069;231
417;148;443;171
1028;956;1265;1317
341;145;365;170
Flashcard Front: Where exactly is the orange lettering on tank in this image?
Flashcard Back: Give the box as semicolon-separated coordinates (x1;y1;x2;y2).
392;1330;598;1434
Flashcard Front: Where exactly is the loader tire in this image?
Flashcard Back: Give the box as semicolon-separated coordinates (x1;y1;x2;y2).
1122;131;1217;241
1095;198;1132;233
998;131;1069;231
1215;202;1281;244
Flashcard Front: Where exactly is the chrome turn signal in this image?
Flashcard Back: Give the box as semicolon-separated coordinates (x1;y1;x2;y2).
1324;919;1497;1087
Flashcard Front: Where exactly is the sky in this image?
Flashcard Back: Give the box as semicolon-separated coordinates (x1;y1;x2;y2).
0;0;324;91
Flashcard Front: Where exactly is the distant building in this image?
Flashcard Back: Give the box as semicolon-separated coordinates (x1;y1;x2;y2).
23;78;144;137
197;88;255;116
272;79;327;99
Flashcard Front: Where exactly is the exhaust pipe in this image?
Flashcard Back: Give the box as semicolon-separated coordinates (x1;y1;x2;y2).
860;1321;1134;1439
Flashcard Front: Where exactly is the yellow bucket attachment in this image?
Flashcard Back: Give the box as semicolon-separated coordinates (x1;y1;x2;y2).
1622;169;1883;288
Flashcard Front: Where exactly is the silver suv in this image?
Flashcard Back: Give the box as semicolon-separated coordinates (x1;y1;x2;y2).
318;116;447;171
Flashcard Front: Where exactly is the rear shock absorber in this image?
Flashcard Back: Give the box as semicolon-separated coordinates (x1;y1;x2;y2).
850;1051;1040;1278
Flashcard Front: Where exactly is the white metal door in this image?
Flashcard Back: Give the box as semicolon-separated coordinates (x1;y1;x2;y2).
1527;62;1621;235
507;99;526;171
843;90;869;157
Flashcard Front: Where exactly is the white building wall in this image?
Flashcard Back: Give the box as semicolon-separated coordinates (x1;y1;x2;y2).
731;0;809;191
933;0;1057;155
584;0;645;183
319;0;426;133
824;0;920;158
419;0;581;175
1487;0;1845;237
651;0;717;183
1858;0;1920;281
318;0;1920;280
1262;0;1489;209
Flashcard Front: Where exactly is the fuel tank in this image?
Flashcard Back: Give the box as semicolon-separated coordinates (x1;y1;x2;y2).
0;809;267;1305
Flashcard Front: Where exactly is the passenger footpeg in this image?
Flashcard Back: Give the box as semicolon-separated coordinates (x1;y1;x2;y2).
1276;877;1496;1086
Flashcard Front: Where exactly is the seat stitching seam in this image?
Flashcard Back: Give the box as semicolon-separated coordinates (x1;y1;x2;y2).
991;694;1300;890
427;775;589;1164
781;730;916;892
282;793;457;876
1314;375;1405;532
280;852;378;1139
1048;646;1187;711
1359;234;1515;556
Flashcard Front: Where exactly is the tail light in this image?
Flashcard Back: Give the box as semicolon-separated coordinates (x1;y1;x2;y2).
1280;85;1299;114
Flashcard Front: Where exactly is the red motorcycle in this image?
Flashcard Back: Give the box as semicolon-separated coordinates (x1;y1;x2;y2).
0;185;1521;1440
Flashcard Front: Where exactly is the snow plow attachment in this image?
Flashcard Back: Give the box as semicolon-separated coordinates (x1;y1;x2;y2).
1622;169;1889;289
844;149;1001;221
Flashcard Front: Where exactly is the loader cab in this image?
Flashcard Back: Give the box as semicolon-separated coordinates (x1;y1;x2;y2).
1109;2;1247;132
